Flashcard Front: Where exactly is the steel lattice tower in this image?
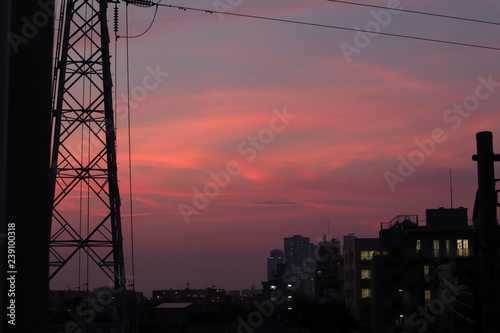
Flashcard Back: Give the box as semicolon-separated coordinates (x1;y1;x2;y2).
49;0;128;329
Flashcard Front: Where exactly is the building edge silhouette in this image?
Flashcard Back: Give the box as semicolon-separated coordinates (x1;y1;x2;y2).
2;1;54;332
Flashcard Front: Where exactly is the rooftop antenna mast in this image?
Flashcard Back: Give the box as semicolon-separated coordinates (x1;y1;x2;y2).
328;218;330;240
449;169;454;208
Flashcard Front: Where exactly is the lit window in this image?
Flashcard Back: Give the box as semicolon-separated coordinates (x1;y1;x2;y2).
361;251;374;260
361;289;371;299
416;239;421;251
423;265;429;282
361;269;371;280
457;239;469;257
424;290;431;306
433;240;440;256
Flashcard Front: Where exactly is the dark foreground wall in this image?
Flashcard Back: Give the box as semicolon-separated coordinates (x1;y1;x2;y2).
1;0;54;331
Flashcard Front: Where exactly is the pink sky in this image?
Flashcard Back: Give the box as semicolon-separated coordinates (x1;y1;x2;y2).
53;0;500;294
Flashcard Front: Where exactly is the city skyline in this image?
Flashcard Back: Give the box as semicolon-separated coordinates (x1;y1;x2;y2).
50;0;500;293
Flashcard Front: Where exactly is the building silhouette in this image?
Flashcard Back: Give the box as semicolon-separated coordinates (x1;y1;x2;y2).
284;235;315;296
314;237;344;301
283;235;314;271
258;210;480;333
343;233;357;255
267;249;284;280
262;263;295;312
153;288;228;313
371;208;475;333
343;237;380;332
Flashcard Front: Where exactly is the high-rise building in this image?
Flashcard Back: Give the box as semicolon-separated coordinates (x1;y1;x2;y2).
261;263;295;312
284;235;315;296
284;235;314;272
374;208;475;333
343;237;380;332
267;249;284;280
343;233;357;255
314;237;344;300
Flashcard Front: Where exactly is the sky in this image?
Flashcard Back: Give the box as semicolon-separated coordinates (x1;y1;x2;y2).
53;0;500;294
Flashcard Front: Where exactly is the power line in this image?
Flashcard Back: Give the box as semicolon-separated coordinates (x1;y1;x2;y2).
444;301;476;323
120;1;160;39
156;3;500;52
125;0;137;295
327;0;500;26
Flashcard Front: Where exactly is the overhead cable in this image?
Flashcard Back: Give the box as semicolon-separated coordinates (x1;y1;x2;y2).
156;3;500;52
327;0;500;26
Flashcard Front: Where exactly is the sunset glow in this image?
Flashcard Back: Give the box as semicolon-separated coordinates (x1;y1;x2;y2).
93;0;500;293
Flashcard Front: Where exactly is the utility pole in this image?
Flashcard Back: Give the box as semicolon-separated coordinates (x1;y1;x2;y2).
472;131;500;333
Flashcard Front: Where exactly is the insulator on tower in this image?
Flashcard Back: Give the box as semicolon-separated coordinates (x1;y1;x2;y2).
125;0;156;7
114;4;119;33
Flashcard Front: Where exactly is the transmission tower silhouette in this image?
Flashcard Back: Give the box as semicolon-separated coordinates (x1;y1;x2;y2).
50;0;128;330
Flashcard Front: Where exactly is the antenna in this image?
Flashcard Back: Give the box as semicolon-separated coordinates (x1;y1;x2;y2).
327;218;330;241
449;169;453;208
